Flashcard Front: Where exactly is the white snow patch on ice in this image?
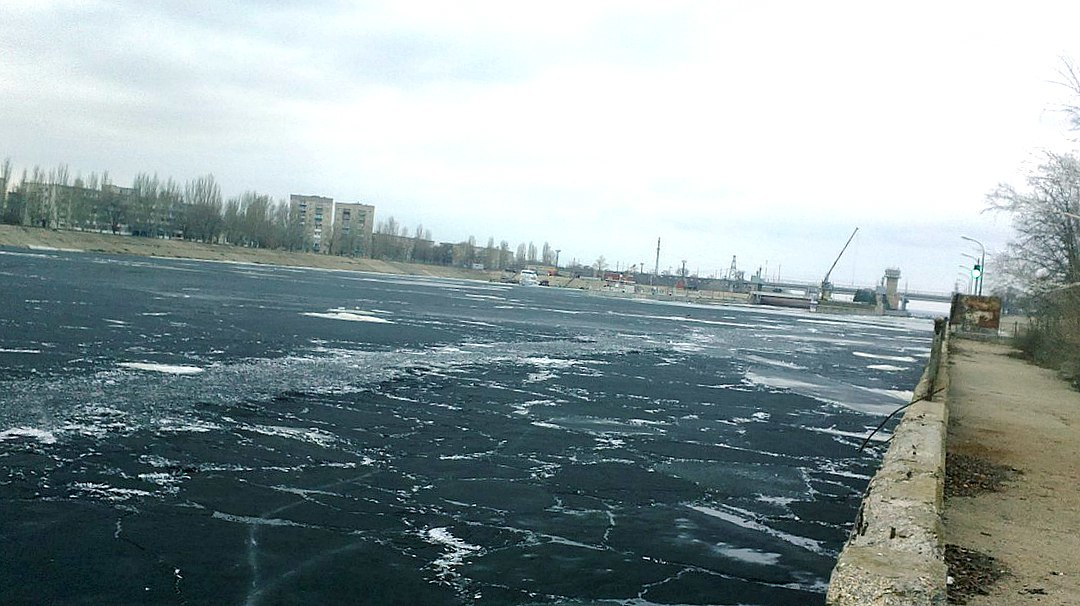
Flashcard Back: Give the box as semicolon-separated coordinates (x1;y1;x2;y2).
302;309;393;323
744;354;807;370
119;362;205;375
744;371;823;393
71;482;154;501
28;245;83;252
713;542;783;565
852;351;917;363
744;371;911;414
243;424;337;448
525;371;557;383
524;356;577;368
155;418;222;433
801;425;891;442
138;472;186;493
866;388;915;402
867;364;908;371
211;511;308;527
756;495;799;507
425;527;481;581
688;504;826;554
0;427;58;444
607;311;756;329
732;411;771;424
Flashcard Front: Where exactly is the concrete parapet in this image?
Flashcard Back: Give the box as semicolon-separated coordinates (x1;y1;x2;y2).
826;319;950;605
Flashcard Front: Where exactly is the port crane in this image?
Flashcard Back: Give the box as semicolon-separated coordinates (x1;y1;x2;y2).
819;227;859;301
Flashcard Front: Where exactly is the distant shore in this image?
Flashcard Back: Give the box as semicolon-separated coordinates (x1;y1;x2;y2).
0;225;752;302
0;225;502;281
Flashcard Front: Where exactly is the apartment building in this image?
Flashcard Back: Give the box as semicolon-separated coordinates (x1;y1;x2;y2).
19;181;103;230
290;194;375;256
289;194;333;252
330;201;375;256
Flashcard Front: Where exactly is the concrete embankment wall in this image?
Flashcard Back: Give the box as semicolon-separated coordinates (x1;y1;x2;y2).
826;319;950;605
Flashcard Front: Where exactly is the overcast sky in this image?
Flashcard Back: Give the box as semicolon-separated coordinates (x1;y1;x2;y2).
3;1;1080;291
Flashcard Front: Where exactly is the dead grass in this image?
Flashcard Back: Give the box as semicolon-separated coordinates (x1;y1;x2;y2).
0;224;495;281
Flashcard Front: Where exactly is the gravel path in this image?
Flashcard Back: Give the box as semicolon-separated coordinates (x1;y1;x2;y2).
944;339;1080;605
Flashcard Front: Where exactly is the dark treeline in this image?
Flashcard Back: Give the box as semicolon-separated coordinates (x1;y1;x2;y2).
0;162;301;249
0;159;566;270
370;216;562;271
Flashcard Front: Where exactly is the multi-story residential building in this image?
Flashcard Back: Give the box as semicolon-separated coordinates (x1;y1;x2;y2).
20;181;103;230
289;194;333;252
330;201;375;256
290;195;376;256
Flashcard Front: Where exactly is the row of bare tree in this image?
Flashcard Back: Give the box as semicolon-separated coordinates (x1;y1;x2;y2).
990;61;1080;381
0;160;566;270
367;214;559;270
0;164;302;249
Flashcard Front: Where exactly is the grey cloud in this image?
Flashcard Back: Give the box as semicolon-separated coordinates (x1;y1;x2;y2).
115;3;535;89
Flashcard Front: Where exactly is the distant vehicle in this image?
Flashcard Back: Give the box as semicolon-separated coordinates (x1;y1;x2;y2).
518;269;540;286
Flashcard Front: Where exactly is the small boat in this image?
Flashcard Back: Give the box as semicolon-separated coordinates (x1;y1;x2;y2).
750;291;815;309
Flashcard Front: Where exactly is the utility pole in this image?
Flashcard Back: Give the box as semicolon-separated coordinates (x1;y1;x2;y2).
652;237;660;286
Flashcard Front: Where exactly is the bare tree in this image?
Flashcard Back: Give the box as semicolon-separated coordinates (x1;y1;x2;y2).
463;235;477;267
499;240;511;269
99;172;130;234
23;166;50;227
0;159;9;220
245;193;274;248
1056;58;1080;133
130;173;161;236
160;179;184;238
485;236;498;269
0;159;18;224
373;215;413;260
65;171;97;231
987;151;1080;287
988;150;1080;368
409;224;432;262
184;174;223;242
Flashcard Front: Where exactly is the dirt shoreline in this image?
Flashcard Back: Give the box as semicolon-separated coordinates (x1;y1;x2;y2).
944;338;1080;605
0;224;504;281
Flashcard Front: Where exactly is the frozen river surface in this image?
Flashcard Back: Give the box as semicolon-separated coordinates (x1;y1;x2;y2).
0;248;932;605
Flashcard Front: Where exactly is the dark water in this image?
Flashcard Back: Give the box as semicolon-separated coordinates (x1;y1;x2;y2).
0;248;931;605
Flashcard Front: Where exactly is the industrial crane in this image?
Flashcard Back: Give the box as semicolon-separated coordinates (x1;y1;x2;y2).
819;227;859;302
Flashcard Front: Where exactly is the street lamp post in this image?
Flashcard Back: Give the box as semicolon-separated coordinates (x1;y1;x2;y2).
961;236;985;296
958;265;974;294
961;252;979;284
